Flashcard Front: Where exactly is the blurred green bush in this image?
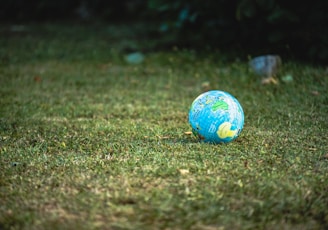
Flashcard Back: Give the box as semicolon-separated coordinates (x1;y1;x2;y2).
148;0;328;62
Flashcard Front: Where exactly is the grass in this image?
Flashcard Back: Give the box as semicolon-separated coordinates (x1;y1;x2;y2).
0;22;327;230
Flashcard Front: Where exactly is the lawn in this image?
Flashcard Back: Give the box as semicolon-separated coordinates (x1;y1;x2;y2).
0;22;327;230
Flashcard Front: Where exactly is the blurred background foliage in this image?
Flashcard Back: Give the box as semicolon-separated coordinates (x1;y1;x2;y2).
1;0;327;62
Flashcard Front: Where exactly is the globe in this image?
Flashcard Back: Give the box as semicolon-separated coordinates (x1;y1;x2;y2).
189;90;244;144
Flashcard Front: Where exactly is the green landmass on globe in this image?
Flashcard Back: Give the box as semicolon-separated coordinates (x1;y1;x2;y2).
211;100;229;111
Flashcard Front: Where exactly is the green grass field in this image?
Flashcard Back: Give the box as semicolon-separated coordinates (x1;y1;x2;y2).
0;23;327;230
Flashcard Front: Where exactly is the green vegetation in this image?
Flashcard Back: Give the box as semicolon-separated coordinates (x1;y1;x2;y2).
2;1;328;61
0;23;327;229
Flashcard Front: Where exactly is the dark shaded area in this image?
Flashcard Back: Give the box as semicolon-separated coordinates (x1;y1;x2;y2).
0;1;143;22
1;0;327;63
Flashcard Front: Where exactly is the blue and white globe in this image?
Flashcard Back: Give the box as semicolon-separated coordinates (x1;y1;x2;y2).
189;90;244;144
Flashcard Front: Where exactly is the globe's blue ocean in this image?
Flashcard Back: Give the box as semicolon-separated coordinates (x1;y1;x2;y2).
189;90;244;144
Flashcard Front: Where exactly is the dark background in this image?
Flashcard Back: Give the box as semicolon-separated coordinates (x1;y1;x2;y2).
1;0;327;63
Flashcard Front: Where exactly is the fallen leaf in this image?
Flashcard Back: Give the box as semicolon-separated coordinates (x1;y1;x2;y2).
307;147;317;151
237;179;243;188
261;77;278;85
201;81;211;91
178;169;189;175
34;76;42;82
244;160;248;168
184;131;193;135
311;90;320;96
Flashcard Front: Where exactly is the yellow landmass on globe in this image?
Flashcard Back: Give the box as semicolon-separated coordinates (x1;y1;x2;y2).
217;122;237;139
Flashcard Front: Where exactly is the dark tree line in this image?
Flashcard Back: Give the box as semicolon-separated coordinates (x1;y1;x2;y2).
1;0;327;62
